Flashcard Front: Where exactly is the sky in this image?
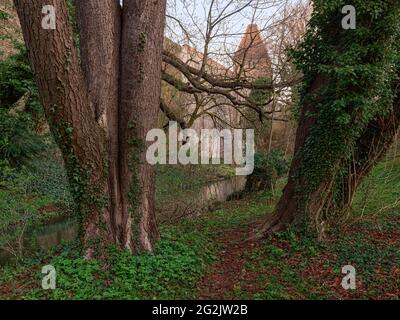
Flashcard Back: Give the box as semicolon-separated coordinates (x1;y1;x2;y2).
119;0;304;67
164;0;301;66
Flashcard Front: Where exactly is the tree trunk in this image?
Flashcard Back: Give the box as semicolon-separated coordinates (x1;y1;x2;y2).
257;1;400;240
14;0;113;258
118;0;166;252
74;0;123;248
257;75;328;236
258;88;400;239
14;0;167;257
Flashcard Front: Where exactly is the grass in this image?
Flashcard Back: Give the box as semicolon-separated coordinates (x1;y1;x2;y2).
227;158;400;300
1;154;400;300
235;211;400;299
23;225;216;300
0;190;272;300
353;155;400;216
0;151;74;223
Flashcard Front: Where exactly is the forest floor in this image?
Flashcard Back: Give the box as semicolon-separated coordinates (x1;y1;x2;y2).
195;157;400;300
1;156;400;299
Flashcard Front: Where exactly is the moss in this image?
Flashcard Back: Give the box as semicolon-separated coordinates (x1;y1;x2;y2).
137;62;144;83
136;32;147;83
138;32;147;53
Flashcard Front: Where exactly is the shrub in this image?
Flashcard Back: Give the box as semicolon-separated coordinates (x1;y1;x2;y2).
0;45;47;166
0;161;41;260
249;77;273;105
0;109;48;166
245;149;289;192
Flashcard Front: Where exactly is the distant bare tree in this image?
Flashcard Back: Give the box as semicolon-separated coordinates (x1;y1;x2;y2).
161;0;311;130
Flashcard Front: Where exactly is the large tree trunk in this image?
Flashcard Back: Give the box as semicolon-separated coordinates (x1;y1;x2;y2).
14;0;113;258
118;0;166;252
74;0;123;248
257;1;400;240
258;90;400;239
258;97;400;239
257;75;328;236
14;0;166;257
259;82;400;238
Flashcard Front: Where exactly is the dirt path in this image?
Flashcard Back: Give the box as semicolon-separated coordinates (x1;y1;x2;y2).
197;219;263;299
197;214;400;300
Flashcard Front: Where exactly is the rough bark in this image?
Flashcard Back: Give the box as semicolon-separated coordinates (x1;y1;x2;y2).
256;0;400;239
14;0;114;257
118;0;166;252
256;75;327;236
258;79;400;238
14;0;167;256
74;0;123;245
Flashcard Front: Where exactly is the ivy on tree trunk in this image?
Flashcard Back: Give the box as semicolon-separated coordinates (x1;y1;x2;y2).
14;0;167;258
258;0;400;239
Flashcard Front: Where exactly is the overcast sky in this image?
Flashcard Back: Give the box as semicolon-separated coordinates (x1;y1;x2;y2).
165;0;301;65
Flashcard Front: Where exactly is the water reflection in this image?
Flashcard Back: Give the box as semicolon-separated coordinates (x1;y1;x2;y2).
199;176;246;203
35;218;78;250
157;176;246;222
